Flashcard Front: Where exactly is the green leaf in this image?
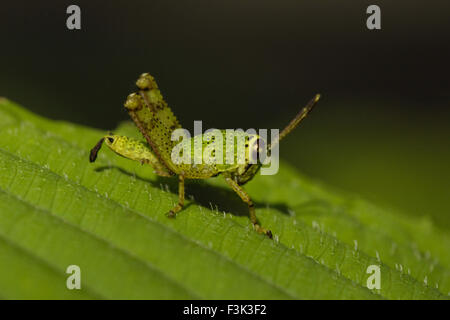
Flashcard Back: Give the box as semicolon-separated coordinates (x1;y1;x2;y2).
0;97;448;299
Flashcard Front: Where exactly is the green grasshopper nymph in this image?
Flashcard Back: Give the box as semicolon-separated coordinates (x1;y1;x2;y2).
89;73;320;238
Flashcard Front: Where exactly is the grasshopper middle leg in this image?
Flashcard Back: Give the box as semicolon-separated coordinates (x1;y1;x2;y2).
167;175;185;218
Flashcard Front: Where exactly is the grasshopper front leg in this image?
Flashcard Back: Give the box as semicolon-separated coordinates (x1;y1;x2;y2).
167;175;185;218
224;176;272;239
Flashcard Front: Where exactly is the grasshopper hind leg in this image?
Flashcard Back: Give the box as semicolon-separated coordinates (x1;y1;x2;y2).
224;176;273;239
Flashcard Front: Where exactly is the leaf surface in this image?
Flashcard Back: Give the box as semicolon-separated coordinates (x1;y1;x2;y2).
0;98;448;299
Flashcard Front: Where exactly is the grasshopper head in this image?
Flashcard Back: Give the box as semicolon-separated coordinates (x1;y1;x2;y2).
233;134;267;185
231;94;321;181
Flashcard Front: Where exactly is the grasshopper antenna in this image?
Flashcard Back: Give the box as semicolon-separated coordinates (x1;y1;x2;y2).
89;137;105;163
269;94;320;152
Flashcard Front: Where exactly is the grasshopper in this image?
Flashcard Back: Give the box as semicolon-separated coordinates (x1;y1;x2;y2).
89;73;320;238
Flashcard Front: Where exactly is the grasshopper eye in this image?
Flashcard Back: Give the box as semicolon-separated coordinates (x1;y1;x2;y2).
250;138;266;164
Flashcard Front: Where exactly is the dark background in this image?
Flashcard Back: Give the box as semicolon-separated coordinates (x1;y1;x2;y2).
1;1;449;228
